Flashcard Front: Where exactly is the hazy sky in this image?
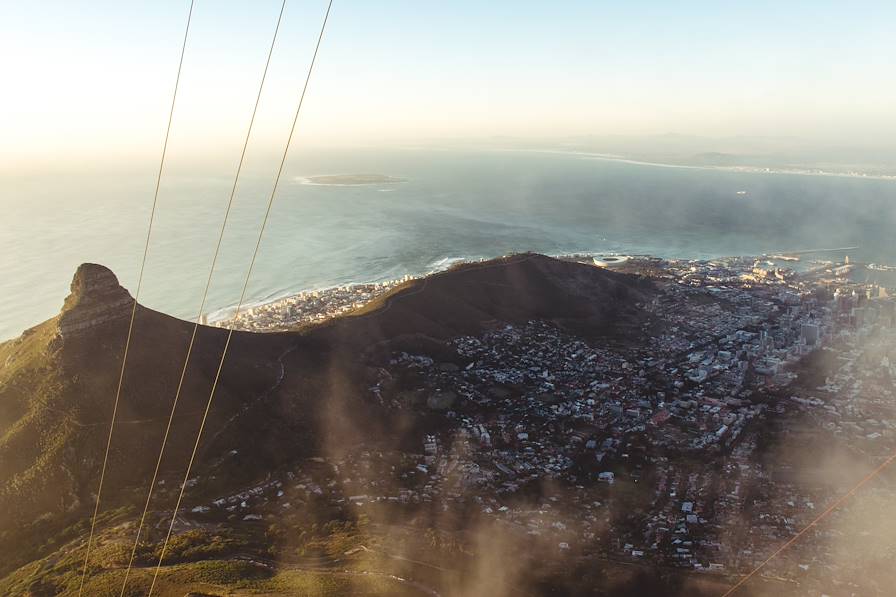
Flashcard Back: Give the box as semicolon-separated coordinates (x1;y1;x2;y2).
2;0;895;168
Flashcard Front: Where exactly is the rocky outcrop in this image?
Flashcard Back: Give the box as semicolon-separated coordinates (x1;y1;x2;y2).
58;264;133;337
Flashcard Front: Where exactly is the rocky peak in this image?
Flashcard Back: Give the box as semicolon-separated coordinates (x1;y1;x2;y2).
58;264;133;336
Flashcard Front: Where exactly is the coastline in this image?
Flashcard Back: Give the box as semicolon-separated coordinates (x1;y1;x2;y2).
206;250;895;331
204;255;492;326
513;148;896;181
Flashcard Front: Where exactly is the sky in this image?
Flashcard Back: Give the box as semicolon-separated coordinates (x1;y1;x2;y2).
2;0;895;170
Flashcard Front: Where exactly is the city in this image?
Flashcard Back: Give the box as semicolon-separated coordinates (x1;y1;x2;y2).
178;255;895;593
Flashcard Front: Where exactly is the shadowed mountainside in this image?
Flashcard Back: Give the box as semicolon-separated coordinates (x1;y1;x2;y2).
0;254;655;579
310;253;652;348
0;264;292;571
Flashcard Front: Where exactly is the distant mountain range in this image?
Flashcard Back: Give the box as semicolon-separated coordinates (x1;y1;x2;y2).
459;134;896;178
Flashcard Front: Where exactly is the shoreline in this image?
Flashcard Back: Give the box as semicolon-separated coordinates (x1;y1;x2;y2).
204;256;493;326
205;251;895;330
512;148;896;182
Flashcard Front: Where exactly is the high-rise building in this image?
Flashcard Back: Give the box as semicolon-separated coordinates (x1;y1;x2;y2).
800;323;820;346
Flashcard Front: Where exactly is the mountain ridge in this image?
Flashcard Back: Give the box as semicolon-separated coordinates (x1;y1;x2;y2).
0;253;655;584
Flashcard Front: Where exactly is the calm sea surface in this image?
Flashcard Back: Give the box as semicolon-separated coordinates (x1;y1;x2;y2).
3;148;895;340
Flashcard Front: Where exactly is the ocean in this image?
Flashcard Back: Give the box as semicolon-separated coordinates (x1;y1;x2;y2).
3;147;896;340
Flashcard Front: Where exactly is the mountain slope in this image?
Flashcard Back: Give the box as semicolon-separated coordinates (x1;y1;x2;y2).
0;254;655;580
311;253;652;348
0;264;293;570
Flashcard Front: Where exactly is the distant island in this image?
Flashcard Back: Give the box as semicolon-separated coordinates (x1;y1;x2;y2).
302;173;406;186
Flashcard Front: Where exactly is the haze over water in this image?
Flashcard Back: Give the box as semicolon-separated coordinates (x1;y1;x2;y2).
3;147;896;341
